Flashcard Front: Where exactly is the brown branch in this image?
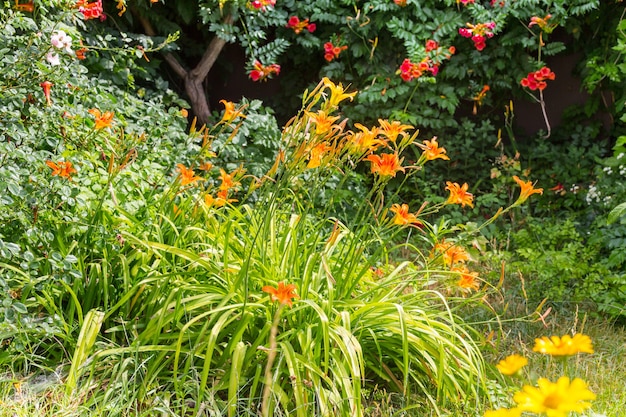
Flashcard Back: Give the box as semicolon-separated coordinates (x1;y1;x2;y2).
134;12;187;79
134;11;234;126
191;14;234;80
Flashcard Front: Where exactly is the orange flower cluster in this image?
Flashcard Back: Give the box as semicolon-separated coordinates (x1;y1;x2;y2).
14;0;34;12
76;0;103;20
520;67;555;91
398;40;455;82
249;60;280;82
459;21;496;51
46;160;77;180
528;14;554;31
287;16;316;34
323;42;347;62
176;164;203;186
204;167;244;207
432;240;480;291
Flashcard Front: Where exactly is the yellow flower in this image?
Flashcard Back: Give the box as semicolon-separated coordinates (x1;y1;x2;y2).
262;282;299;307
116;0;126;16
365;153;405;178
306;110;340;135
322;77;357;108
484;408;522;417
445;181;474;208
176;164;202;186
512;175;543;204
533;334;594;356
346;123;385;156
389;203;421;226
496;354;528;376
88;108;114;130
417;136;449;161
219;99;245;123
378;119;413;143
513;377;596;417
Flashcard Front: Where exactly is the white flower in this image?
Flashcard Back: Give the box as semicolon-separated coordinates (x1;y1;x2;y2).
51;30;73;53
46;51;60;66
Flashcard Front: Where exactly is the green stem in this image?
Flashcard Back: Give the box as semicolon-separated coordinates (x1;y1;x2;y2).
403;82;420;113
261;303;285;417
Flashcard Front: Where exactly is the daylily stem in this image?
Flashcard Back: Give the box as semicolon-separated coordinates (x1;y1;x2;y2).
261;304;285;417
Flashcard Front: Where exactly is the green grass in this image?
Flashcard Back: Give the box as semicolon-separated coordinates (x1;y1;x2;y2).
480;309;626;417
1;313;623;417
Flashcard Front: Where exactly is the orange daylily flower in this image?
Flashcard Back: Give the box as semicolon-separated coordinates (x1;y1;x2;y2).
46;160;77;180
417;137;449;161
220;99;246;123
346;123;385;156
262;282;299;307
176;164;202;186
512;175;543;204
453;265;480;291
218;168;242;191
306;110;340;135
433;240;470;266
378;119;413;143
365;153;405;178
204;192;236;208
322;77;357;108
88;109;114;130
198;161;213;171
307;142;333;169
389;203;421;226
445;181;474;208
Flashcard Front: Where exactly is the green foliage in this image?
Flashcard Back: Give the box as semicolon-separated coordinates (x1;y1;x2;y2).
0;6;503;414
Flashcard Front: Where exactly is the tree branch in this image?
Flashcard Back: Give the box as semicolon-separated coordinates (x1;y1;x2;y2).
134;11;234;125
191;15;234;80
134;11;187;79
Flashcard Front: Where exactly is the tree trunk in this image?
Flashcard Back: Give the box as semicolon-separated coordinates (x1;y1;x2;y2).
135;12;233;126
